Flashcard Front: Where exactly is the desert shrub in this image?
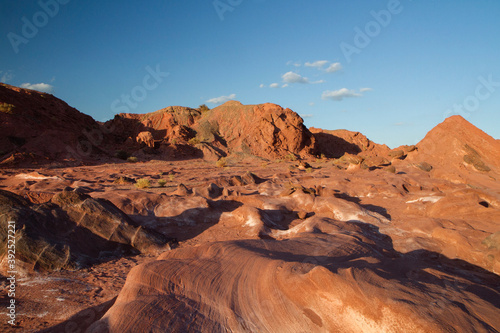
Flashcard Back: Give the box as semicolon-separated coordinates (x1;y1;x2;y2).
464;154;490;172
0;103;15;114
114;150;130;160
188;137;200;145
158;179;167;187
171;138;178;145
306;167;313;173
135;178;151;189
285;153;297;161
127;156;138;163
216;157;227;168
168;174;175;181
199;104;210;113
114;176;135;184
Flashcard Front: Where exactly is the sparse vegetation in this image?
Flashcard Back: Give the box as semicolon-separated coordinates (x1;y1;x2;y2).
199;104;210;113
464;154;490;172
306;167;313;173
158;179;167;187
135;178;151;189
0;103;15;114
171;138;177;145
168;174;175;181
216;157;228;168
285;153;297;161
114;150;130;160
188;137;201;145
114;176;135;184
127;156;138;163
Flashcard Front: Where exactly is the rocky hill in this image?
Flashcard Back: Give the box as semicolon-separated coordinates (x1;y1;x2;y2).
408;115;500;184
0;83;105;166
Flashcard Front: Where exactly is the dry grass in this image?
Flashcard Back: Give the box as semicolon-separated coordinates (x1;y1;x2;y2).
464;154;490;172
216;157;228;168
0;103;15;114
135;178;151;189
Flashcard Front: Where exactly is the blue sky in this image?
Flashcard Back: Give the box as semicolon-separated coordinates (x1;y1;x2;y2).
1;0;499;148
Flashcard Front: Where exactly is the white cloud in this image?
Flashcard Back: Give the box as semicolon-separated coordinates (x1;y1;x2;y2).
305;60;329;69
322;88;362;101
311;80;325;84
259;84;265;88
270;83;280;88
20;82;54;93
282;84;288;88
325;62;342;73
206;93;236;104
309;102;315;106
0;70;13;83
360;87;373;92
282;71;309;84
286;61;301;67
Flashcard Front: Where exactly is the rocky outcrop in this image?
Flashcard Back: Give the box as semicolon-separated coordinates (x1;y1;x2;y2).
89;219;500;332
0;189;171;273
136;131;154;148
195;101;316;159
310;127;389;158
107;106;201;144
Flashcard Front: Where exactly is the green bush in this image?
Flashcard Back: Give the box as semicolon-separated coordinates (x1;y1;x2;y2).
127;156;138;163
158;179;167;187
135;178;151;189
